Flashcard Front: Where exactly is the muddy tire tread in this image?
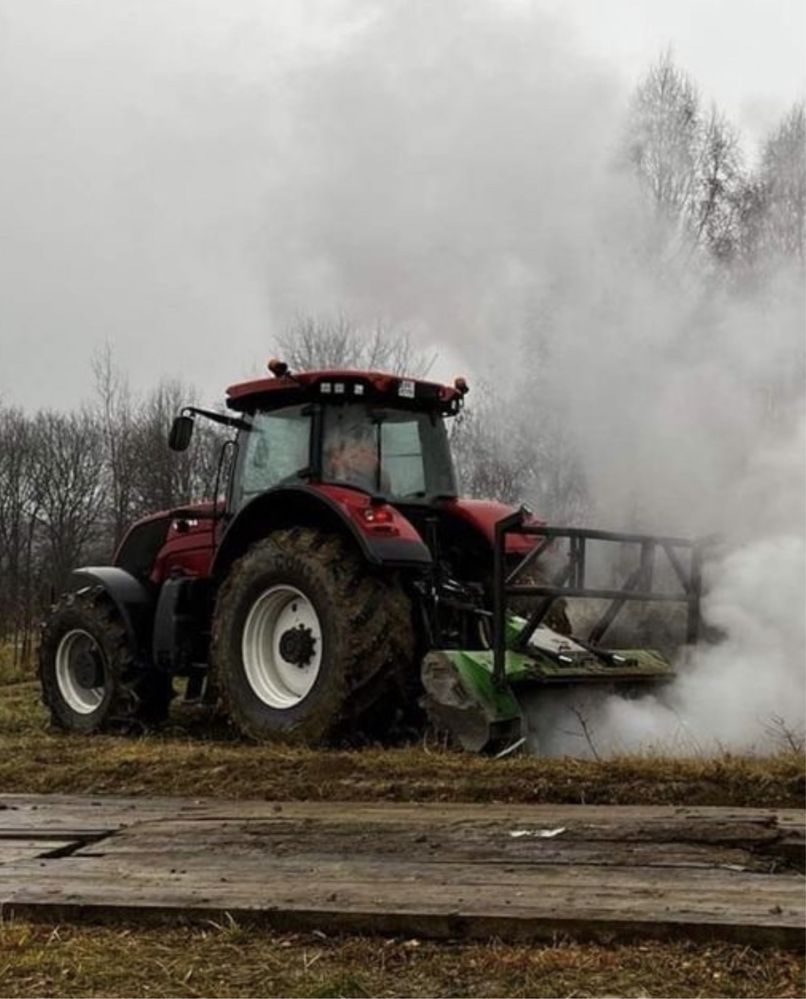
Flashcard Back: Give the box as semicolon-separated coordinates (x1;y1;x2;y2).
39;590;171;732
210;527;415;744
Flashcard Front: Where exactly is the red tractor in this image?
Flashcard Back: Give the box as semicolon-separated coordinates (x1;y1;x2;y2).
39;363;704;751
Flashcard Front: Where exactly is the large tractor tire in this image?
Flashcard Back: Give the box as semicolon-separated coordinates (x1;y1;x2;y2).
39;591;172;733
209;528;415;744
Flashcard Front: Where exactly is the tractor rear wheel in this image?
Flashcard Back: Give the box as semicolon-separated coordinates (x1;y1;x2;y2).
209;528;415;744
39;592;172;733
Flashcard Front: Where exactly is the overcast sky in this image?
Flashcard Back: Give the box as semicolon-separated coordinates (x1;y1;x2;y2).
1;0;803;412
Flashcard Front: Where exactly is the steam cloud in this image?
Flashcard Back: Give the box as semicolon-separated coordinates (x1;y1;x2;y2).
251;1;806;754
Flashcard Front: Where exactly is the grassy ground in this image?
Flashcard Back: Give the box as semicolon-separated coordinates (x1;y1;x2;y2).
0;656;804;997
0;919;802;998
0;673;803;805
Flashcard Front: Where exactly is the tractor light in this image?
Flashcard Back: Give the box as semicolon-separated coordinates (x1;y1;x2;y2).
360;504;399;535
267;358;289;378
454;376;469;395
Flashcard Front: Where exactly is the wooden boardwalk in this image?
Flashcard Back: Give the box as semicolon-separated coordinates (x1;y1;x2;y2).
0;794;803;948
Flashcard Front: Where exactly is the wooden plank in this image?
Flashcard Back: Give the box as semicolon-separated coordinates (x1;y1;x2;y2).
0;794;801;948
73;804;801;873
0;856;801;948
0;839;78;864
1;796;801;864
84;819;788;872
2;793;804;827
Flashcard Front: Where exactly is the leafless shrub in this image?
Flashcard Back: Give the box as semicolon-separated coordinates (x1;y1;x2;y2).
277;315;435;377
762;714;806;755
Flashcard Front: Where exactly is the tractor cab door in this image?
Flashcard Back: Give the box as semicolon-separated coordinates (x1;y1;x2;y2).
229;404;314;512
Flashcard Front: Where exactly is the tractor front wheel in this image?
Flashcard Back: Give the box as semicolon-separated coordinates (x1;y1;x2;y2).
210;528;414;744
39;592;172;733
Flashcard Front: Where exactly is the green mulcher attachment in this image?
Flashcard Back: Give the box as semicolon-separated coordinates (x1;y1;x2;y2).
421;509;711;753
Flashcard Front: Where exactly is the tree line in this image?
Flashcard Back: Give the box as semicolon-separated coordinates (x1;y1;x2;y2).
1;54;803;663
625;52;803;272
455;55;804;524
0;350;224;665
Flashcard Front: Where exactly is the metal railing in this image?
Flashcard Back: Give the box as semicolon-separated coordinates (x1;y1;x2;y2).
492;508;713;687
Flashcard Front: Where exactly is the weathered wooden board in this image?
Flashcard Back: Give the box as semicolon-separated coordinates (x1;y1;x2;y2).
0;794;802;948
0;838;78;864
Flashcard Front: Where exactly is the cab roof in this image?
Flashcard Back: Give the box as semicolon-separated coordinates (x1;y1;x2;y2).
226;369;466;414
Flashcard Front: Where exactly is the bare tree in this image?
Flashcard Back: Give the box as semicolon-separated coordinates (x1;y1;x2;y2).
625;52;704;230
450;393;533;506
0;408;41;664
276;315;435;376
696;106;743;262
130;380;226;516
729;103;805;281
130;381;196;514
32;409;106;593
0;372;223;653
625;52;748;265
731;175;769;271
758;102;806;263
92;345;139;549
450;383;587;520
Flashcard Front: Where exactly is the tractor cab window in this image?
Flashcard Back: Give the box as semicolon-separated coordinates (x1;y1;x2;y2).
322;404;457;500
234;405;311;507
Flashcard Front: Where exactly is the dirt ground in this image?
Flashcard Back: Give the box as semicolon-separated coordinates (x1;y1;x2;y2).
0;661;804;997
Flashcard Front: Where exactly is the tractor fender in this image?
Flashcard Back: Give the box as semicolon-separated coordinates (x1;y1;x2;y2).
211;484;432;581
65;567;154;654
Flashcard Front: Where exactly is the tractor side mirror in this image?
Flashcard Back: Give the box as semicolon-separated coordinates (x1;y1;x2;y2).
168;414;194;452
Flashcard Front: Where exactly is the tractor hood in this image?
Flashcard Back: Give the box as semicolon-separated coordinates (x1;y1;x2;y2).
436;498;540;554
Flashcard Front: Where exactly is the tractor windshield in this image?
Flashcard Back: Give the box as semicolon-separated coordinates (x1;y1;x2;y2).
322;404;457;500
234;405;313;507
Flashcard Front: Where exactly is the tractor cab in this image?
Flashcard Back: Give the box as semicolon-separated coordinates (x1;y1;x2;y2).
231;396;458;510
168;363;467;512
225;364;465;510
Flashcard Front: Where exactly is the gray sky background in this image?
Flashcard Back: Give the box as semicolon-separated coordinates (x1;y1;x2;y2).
1;0;803;412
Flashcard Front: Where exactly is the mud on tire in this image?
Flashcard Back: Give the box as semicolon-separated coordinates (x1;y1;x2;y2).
209;528;415;744
39;591;172;733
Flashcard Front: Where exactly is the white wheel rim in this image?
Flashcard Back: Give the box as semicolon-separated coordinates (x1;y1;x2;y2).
241;585;323;708
55;629;106;714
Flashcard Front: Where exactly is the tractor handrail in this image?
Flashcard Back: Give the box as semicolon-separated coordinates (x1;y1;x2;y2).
492;508;713;688
500;524;696;547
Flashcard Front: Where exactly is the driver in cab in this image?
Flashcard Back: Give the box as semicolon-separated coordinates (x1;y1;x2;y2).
325;421;389;494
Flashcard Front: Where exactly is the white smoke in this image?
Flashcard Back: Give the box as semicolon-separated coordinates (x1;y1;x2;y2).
249;0;805;755
527;527;806;756
514;240;805;755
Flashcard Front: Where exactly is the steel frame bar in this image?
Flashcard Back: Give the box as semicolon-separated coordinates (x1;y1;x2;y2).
492;508;709;688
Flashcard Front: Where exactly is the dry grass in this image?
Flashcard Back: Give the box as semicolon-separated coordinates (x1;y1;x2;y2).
0;919;802;999
0;641;33;687
0;679;803;806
